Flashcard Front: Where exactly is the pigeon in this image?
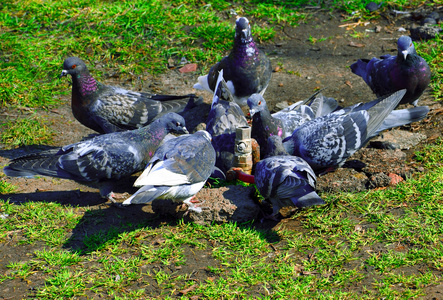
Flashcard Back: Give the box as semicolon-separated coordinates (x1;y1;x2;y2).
350;35;431;106
193;17;272;107
122;130;216;213
247;92;338;158
60;57;200;133
248;93;315;157
3;113;189;201
233;135;324;218
282;90;407;173
206;69;249;173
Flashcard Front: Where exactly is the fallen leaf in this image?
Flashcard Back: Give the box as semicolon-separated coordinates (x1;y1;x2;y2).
179;284;197;295
348;41;365;48
179;63;198;73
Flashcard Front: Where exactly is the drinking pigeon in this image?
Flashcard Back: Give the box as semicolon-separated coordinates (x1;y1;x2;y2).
233;135;324;218
350;35;431;106
3;113;188;202
193;17;272;107
122;130;216;213
282;90;407;173
206;69;249;173
60;57;200;133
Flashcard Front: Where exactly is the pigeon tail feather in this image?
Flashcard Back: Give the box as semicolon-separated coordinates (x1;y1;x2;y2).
294;191;325;208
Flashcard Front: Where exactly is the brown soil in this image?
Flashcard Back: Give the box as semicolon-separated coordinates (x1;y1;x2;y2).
1;7;443;299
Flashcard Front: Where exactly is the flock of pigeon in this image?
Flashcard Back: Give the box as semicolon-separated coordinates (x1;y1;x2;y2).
3;17;432;219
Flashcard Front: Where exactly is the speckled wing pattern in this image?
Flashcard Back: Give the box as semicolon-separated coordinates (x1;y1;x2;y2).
122;131;216;206
255;155;324;213
283;90;406;171
91;85;194;132
206;70;249;173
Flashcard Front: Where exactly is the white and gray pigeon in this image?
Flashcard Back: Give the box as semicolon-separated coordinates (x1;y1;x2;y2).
233;135;324;218
3;113;188;201
206;69;249;173
122;130;216;213
282;90;408;173
193;17;272;107
350;35;431;106
60;57;200;133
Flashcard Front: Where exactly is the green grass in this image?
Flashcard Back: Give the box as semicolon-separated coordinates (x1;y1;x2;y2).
1;116;55;148
1;0;443;298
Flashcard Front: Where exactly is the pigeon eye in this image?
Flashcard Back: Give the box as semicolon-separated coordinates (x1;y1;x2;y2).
258;101;261;105
72;64;77;69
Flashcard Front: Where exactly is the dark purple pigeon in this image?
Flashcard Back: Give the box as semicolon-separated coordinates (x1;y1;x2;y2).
60;57;199;134
193;17;272;107
350;35;430;106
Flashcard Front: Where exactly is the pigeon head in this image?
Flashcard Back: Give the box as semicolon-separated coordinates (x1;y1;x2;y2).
159;113;189;134
235;17;252;43
60;57;88;78
247;93;267;116
397;36;416;60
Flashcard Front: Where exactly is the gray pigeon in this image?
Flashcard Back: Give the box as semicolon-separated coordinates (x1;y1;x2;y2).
350;36;431;106
122;130;216;212
233;135;324;218
3;113;188;201
247;92;339;158
282;90;407;173
248;93;315;157
193;17;272;107
60;57;200;133
206;69;249;173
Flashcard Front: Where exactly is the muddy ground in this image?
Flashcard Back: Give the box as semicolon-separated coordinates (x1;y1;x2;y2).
1;6;443;299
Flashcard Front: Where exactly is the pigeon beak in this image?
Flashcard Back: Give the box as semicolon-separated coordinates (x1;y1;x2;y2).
241;28;250;41
402;50;408;60
60;70;68;78
249;109;257;117
183;127;189;134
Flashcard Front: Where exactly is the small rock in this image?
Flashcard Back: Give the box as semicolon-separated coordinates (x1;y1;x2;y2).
316;168;368;193
366;2;381;12
388;173;404;185
422;17;437;25
371;129;427;150
274;101;289;111
179;63;198;73
278;83;284;87
167;58;175;68
375;25;382;33
410;24;443;40
152;185;260;225
368;172;391;189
